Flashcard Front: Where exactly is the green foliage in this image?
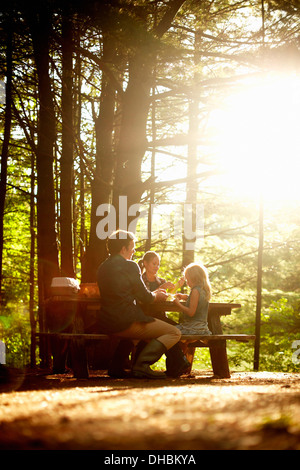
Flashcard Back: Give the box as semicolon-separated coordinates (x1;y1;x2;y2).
0;305;31;367
225;297;300;373
258;298;300;372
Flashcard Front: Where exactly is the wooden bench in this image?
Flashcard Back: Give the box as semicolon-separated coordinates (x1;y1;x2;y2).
37;297;255;379
37;331;255;378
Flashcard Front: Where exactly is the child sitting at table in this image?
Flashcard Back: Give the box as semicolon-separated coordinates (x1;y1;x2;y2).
173;262;212;335
137;251;190;376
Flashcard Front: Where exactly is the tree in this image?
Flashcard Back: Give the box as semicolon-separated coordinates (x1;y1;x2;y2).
113;0;188;212
83;33;117;281
0;9;13;296
60;1;75;278
26;2;59;312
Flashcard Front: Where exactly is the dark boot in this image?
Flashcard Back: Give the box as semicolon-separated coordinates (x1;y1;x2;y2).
165;343;191;377
132;339;167;379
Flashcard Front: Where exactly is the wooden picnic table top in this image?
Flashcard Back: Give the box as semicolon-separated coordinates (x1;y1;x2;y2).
152;301;241;316
45;295;241;317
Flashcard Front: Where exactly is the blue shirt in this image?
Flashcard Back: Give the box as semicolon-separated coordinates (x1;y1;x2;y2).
183;285;209;326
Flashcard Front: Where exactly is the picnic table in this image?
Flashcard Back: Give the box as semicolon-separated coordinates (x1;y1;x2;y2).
38;295;255;379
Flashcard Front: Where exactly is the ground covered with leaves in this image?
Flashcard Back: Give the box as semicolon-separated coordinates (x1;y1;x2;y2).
0;369;300;450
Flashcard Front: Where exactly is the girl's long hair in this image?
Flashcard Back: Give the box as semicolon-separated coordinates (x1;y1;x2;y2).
184;262;212;301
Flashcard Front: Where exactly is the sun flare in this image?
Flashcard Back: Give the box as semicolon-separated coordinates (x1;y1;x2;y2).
211;74;300;202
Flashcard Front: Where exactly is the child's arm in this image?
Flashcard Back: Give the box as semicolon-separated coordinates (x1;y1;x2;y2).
173;288;200;317
159;281;175;290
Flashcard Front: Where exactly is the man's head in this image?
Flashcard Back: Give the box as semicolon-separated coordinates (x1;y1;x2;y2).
107;230;136;260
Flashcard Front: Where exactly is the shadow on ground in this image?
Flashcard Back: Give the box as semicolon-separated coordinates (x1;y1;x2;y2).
0;368;300;450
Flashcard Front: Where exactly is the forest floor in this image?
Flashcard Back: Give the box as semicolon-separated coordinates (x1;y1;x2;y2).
0;368;300;451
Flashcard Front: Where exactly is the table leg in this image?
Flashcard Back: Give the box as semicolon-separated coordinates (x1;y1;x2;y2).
51;336;68;374
70;337;89;379
208;311;231;378
70;306;89;379
209;339;230;378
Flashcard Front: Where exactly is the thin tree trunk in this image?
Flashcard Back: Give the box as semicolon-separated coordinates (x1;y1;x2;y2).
29;152;36;368
83;35;116;281
182;96;198;267
60;4;75;278
28;4;59;328
0;21;13;296
182;29;201;268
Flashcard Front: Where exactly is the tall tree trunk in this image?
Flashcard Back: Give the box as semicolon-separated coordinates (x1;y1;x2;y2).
29;5;59;307
145;83;157;252
0;20;13;297
60;4;75;278
29;152;36;367
73;22;84;275
182;96;198;267
82;35;116;281
113;0;187;225
113;49;153;218
182;29;201;268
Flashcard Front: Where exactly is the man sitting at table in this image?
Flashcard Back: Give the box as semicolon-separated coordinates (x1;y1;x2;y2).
96;229;181;379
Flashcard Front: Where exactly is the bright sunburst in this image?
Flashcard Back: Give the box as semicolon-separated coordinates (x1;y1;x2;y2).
210;73;300;202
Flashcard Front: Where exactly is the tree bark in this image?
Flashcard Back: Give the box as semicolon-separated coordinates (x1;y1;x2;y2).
0;20;13;296
182;28;201;268
29;4;59;305
113;0;187;222
113;48;153;214
60;4;75;278
82;35;116;281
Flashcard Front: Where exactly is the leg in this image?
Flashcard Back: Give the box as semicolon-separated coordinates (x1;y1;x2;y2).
117;319;181;378
117;319;181;351
132;340;147;365
165;343;191;377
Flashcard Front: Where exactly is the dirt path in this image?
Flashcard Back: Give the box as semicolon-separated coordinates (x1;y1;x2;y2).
0;369;300;450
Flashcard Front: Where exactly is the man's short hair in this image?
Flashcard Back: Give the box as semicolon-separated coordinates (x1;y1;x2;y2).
106;230;135;256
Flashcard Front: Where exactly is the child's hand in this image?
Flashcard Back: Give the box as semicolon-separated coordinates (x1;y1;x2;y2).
175;293;184;300
160;281;174;290
177;277;185;288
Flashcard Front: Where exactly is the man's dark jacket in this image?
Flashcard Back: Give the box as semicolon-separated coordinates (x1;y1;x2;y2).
97;254;155;333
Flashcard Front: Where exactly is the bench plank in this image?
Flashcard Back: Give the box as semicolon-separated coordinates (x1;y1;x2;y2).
36;332;255;342
182;334;255;342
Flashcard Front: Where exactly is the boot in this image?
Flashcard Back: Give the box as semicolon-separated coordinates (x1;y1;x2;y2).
165;343;191;377
132;339;167;379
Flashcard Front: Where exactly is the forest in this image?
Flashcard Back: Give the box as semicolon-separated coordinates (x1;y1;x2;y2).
0;0;299;373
